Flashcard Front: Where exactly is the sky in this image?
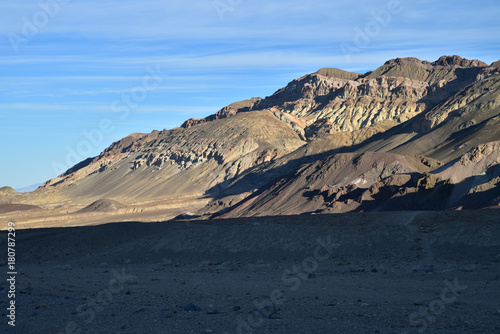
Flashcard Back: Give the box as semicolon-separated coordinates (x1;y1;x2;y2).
1;0;499;189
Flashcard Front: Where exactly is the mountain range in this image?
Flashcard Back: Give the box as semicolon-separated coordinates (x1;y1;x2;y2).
2;55;499;225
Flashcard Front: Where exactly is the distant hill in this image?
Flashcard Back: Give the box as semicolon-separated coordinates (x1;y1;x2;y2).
15;183;43;193
0;186;17;195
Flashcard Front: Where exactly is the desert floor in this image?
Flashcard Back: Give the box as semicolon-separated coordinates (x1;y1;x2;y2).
1;209;500;333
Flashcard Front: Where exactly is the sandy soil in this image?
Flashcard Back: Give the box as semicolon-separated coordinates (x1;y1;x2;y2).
1;209;500;333
0;196;210;231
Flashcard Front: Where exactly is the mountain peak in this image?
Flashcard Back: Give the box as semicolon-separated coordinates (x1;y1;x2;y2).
382;56;487;69
314;68;361;80
0;186;17;194
383;57;428;67
432;55;487;68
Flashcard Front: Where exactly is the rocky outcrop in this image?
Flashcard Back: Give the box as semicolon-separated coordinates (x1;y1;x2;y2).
415;70;500;132
254;56;488;133
435;142;500;183
99;131;160;159
181;98;261;128
304;118;335;140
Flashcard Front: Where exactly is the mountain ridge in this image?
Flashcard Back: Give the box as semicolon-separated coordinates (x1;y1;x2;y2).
5;55;499;222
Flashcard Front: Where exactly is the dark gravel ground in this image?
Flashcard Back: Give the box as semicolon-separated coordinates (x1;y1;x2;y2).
1;209;500;333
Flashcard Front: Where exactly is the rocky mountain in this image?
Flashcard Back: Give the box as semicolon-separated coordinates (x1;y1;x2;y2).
11;55;499;220
43;109;305;201
253;55;488;136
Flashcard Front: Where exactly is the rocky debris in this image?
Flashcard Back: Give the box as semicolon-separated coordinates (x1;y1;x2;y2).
477;60;500;80
270;108;307;140
257;73;428;132
10;210;500;333
449;175;500;210
44;131;162;189
357;72;500;165
127;110;304;176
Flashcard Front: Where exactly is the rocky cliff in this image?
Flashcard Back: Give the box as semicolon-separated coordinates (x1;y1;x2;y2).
253;55;488;136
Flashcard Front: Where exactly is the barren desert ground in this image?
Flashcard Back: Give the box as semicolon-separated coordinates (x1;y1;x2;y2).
2;209;499;333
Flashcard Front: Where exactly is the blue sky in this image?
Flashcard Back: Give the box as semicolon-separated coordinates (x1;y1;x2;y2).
1;0;499;189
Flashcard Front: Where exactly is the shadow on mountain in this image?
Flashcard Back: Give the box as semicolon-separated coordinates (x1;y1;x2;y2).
209;164;499;217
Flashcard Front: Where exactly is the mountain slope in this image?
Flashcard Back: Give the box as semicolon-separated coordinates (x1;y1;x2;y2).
209;69;500;217
44;109;305;202
22;55;499;219
357;69;500;162
217;152;440;217
216;140;500;218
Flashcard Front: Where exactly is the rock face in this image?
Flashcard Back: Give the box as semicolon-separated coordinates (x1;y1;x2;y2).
31;56;500;216
253;55;487;134
358;68;500;163
436;142;500;184
304;118;336;140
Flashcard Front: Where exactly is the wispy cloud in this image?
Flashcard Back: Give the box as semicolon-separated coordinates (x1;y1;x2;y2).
0;0;499;188
0;103;219;114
